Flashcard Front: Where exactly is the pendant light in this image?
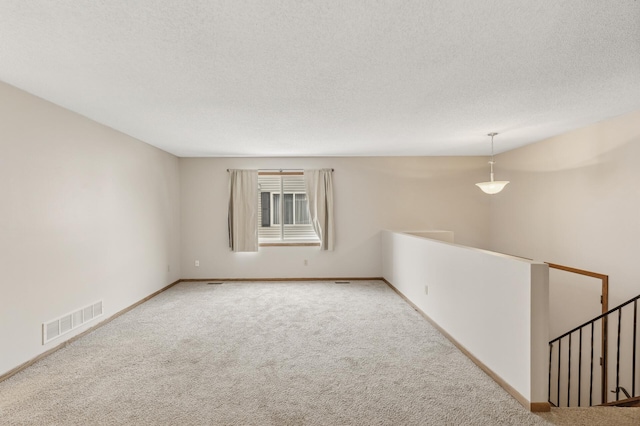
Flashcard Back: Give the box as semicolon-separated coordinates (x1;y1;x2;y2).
476;132;509;194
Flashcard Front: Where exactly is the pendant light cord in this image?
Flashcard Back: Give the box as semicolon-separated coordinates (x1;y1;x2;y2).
488;132;497;182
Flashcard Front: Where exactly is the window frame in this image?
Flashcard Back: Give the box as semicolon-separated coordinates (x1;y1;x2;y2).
258;171;320;247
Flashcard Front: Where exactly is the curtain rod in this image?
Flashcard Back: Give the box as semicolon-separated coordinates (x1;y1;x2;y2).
226;168;334;172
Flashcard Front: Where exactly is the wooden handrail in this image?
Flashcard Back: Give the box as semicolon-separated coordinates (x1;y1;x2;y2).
546;261;608;317
545;262;608;280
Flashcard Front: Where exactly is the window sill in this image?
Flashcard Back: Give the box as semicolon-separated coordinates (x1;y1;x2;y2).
259;242;321;247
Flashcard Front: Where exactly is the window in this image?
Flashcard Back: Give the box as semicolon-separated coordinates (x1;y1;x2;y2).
258;173;320;245
271;193;310;225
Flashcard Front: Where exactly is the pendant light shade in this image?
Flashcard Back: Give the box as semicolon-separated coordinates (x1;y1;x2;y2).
476;132;509;194
476;180;509;194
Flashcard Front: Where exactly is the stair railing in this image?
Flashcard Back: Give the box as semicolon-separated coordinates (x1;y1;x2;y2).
546;262;609;405
548;293;640;407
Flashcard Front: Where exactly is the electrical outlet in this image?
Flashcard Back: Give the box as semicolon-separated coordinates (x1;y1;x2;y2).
424;285;428;295
195;260;200;267
167;265;170;272
304;259;308;266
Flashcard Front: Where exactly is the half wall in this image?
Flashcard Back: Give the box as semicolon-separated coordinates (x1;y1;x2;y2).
381;230;549;410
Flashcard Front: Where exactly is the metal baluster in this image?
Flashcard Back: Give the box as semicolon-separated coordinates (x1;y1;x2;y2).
616;308;622;401
633;300;637;397
578;328;583;407
558;339;562;406
590;321;594;406
548;342;553;404
603;315;609;404
568;334;572;406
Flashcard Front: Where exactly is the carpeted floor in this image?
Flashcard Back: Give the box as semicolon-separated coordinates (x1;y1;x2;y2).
1;280;638;425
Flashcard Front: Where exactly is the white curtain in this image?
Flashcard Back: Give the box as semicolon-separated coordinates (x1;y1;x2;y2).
228;169;259;252
304;169;334;251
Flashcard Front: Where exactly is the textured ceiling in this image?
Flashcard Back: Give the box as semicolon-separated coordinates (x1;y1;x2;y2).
1;1;639;157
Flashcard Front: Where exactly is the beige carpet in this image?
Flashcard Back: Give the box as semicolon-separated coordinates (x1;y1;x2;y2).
538;406;640;425
1;280;637;425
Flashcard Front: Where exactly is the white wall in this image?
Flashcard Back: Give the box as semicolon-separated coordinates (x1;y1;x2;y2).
381;230;549;405
0;82;181;376
180;156;491;279
490;110;640;309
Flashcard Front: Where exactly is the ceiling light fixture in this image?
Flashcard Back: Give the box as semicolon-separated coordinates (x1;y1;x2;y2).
476;132;509;195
